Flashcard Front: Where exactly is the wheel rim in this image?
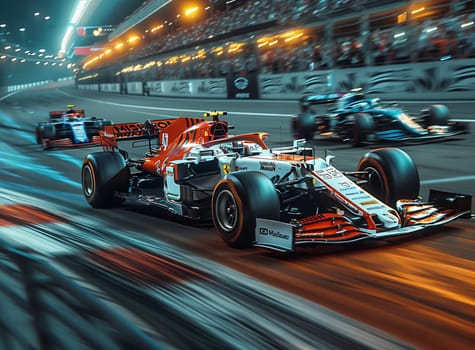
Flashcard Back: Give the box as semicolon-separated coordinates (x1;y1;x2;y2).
215;189;238;232
365;166;385;200
82;164;95;197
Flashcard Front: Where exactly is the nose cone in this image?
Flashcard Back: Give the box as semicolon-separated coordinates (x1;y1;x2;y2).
397;112;427;135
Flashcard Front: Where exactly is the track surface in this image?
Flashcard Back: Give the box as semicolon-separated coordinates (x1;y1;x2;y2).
1;86;474;349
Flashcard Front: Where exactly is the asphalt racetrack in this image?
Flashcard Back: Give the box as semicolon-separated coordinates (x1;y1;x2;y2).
1;86;474;349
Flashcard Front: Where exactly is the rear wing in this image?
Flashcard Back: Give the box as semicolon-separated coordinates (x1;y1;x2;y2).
100;116;208;149
49;109;85;117
101;119;174;142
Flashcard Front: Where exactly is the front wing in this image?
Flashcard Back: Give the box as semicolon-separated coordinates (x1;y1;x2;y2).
316;121;468;143
41;136;101;149
374;123;468;142
254;189;471;252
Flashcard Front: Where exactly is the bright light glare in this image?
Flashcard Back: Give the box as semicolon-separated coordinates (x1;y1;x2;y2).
411;7;425;14
184;6;199;17
60;0;92;55
61;25;74;53
128;35;140;43
71;0;91;25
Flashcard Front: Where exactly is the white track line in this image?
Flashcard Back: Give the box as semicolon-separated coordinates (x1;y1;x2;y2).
421;175;475;185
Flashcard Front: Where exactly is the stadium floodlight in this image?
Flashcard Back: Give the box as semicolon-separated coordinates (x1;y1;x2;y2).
71;0;91;25
60;25;74;54
59;0;93;56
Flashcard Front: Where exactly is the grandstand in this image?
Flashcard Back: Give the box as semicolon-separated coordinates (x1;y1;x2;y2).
78;0;475;77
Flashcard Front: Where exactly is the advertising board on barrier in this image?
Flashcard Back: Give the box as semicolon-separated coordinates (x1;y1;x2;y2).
331;59;475;100
226;75;259;99
259;72;331;99
126;82;143;95
147;79;227;98
78;58;475;100
99;83;120;93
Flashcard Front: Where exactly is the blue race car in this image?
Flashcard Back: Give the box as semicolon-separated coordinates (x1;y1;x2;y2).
35;105;112;149
291;92;468;146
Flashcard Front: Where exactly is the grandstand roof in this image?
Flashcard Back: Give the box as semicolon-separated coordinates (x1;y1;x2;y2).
0;0;145;57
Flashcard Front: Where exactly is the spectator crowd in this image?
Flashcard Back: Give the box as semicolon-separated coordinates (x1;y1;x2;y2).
81;0;475;82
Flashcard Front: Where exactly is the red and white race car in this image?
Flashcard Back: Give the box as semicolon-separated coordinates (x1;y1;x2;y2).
81;111;471;252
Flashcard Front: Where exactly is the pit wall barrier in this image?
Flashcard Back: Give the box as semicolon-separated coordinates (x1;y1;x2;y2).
77;58;475;100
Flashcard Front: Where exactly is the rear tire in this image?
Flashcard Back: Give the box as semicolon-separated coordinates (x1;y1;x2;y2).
212;171;280;248
352;113;374;146
82;152;129;208
357;148;419;207
292;112;315;140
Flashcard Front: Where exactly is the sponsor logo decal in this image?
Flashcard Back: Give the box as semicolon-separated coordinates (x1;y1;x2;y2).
260;161;276;171
233;77;249;90
222;164;231;174
259;227;289;240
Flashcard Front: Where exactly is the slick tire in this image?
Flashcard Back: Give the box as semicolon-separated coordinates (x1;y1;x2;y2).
96;119;112;129
212;171;280;248
35;125;44;144
292;112;315;141
82;152;129;208
42;124;56;140
352;113;374;146
428;104;449;125
357;148;419;207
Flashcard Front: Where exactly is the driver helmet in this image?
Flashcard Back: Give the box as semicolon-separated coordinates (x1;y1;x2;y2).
338;93;366;109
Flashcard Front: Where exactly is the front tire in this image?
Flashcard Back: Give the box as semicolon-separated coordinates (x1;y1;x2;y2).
82;152;129;208
427;104;449;125
357;148;419;207
212;171;280;248
35;125;44;144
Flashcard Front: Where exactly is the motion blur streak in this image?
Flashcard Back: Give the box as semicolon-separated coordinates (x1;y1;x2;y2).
87;247;211;286
62;243;411;350
0;204;63;226
0;143;80;189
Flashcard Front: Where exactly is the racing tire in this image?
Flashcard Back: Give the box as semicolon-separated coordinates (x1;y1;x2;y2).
357;148;419;207
35;125;44;144
95;119;112;129
212;171;280;248
292;112;315;141
36;124;56;148
427;104;449;125
42;124;56;140
352;113;374;147
81;152;129;208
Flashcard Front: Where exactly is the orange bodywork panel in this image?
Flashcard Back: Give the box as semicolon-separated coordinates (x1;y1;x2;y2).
100;117;233;176
295;213;364;242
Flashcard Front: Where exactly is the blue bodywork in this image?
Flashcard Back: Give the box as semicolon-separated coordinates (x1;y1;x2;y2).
36;108;110;148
